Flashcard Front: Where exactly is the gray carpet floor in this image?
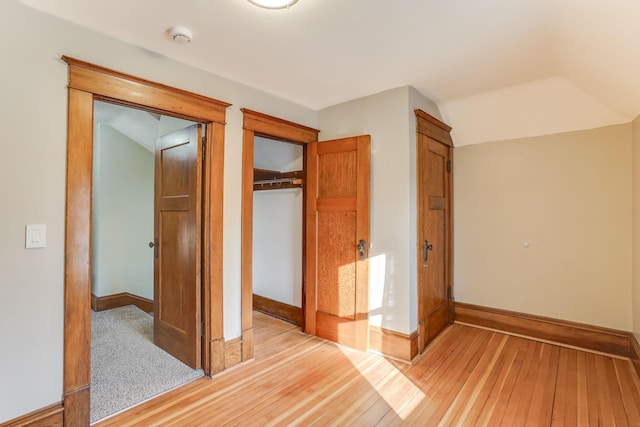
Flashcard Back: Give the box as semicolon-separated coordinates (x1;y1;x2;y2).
91;305;203;423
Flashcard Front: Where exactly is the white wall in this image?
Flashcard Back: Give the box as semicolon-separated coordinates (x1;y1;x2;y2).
318;86;443;334
92;124;154;300
632;115;640;341
0;1;316;422
253;189;303;306
454;124;632;330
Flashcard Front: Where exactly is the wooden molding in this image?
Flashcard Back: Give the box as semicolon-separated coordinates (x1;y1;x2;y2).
224;337;242;369
0;402;63;427
63;88;93;427
455;302;633;357
202;121;226;376
241;108;319;143
369;325;419;363
414;109;453;147
91;292;154;313
62;57;230;124
242;328;254;362
253;294;303;326
631;335;640;378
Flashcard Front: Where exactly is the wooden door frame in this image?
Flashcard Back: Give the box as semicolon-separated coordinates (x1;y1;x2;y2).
415;109;454;353
240;109;319;360
62;57;229;426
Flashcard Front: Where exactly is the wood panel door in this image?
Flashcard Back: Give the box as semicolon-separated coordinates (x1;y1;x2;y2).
418;133;452;351
154;124;202;368
305;135;370;351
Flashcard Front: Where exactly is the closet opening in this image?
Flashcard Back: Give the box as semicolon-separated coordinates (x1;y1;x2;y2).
252;137;305;327
240;108;319;362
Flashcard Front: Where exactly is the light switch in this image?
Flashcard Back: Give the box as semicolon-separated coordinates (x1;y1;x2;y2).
26;224;46;249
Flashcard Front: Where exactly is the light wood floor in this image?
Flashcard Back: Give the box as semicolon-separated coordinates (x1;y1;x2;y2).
95;311;640;426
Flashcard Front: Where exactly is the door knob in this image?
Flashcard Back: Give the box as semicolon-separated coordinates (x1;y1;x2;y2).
357;239;367;260
423;240;433;262
149;239;158;258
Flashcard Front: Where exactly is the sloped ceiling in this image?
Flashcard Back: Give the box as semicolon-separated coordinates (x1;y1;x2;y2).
94;101;160;152
19;0;640;145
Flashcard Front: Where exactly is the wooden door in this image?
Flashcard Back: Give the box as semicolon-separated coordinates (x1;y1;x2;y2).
305;135;370;351
153;124;202;368
418;133;452;351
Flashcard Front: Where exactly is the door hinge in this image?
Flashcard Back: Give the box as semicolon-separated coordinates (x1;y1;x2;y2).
202;141;206;159
200;321;204;337
446;160;452;172
447;286;452;300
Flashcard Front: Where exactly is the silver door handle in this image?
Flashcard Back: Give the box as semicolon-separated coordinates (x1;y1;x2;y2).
149;239;158;258
357;239;367;260
423;240;433;262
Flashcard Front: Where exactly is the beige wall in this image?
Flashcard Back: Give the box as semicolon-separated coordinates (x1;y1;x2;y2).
632;115;640;340
454;124;632;330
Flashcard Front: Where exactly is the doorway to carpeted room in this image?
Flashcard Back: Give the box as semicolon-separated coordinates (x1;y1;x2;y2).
90;306;203;423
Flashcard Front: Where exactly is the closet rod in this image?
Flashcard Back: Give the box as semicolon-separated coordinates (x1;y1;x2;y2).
254;177;303;186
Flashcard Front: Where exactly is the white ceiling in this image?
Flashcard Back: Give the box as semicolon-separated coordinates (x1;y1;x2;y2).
20;0;640;143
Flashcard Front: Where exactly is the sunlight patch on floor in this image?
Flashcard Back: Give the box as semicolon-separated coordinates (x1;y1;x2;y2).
338;344;426;420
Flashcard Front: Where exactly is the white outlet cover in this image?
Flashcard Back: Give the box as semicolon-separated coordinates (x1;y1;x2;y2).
26;224;46;249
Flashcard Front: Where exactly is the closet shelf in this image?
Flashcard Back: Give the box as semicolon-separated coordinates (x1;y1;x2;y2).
253;168;304;191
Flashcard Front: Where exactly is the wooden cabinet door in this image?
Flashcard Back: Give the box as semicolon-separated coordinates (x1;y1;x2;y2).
305;135;370;351
418;133;452;351
153;124;202;368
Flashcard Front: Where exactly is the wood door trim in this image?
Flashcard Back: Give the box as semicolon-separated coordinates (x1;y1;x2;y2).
455;302;635;358
63;58;228;425
415;109;454;353
241;110;318;361
240;108;319;143
355;135;371;351
414;109;453;147
63;56;230;123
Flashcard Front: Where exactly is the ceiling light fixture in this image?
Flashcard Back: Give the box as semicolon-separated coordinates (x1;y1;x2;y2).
169;26;193;44
247;0;298;9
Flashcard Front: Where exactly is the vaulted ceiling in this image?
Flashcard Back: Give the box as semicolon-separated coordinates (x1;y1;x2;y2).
20;0;640;145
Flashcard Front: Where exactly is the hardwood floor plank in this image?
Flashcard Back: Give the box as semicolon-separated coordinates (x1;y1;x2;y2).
438;334;509;426
525;344;560;425
94;313;640;427
465;335;521;426
585;353;603;425
602;356;630;426
402;328;494;425
485;337;532;425
496;339;540;426
613;358;640;425
551;347;578;426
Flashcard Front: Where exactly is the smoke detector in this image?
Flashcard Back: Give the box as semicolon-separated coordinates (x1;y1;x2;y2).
169;26;193;44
